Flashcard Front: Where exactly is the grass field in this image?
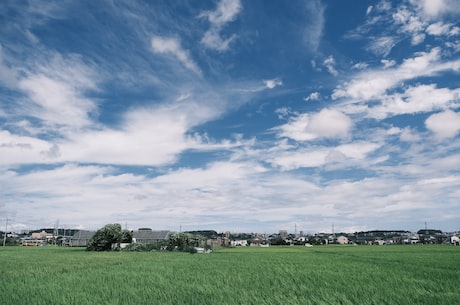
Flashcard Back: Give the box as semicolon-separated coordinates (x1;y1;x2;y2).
1;245;459;305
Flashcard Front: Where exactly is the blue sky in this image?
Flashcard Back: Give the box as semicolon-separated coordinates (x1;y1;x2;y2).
1;0;460;233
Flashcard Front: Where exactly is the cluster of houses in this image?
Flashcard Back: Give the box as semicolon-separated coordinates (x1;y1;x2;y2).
3;228;460;247
268;229;460;246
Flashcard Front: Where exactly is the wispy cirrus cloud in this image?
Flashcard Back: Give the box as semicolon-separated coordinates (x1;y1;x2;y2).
303;0;325;53
348;0;460;56
151;36;201;75
0;50;99;132
200;0;241;51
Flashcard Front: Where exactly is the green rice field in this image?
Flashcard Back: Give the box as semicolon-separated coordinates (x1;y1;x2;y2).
1;245;459;305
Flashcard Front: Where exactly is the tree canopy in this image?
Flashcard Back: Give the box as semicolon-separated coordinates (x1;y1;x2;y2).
86;223;132;251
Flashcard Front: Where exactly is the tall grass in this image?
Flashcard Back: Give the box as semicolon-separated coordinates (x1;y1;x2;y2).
0;245;458;304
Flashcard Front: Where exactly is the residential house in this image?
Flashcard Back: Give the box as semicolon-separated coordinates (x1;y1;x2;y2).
69;230;96;247
336;235;349;245
231;240;248;247
31;230;52;240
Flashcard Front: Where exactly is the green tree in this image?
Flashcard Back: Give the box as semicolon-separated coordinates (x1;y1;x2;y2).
86;223;132;251
167;232;205;253
120;230;133;243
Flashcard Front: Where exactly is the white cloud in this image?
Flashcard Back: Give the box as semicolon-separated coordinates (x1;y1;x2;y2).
304;92;320;101
392;6;426;45
323;56;338;76
366;36;396;57
303;0;325;53
275;107;291;119
334;142;380;160
274;108;352;141
200;0;241;26
59;102;219;166
351;0;460;58
0;44;19;88
381;59;396;68
352;62;368;70
332;48;460;101
400;127;421;142
18;74;97;128
268;149;328;170
0;130;54;165
201;30;236;52
6;53;100;130
425;110;460;139
200;0;241;51
411;33;426;45
368;84;460;119
263;78;283;89
446;40;460;53
366;6;373;15
426;22;460;36
153;161;266;188
265;140;379;171
308;109;352;139
151;36;201;75
416;0;460;17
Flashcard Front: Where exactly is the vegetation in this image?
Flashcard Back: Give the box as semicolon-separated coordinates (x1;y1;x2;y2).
166;232;207;253
121;232;208;253
86;223;132;251
0;245;458;304
122;242;164;252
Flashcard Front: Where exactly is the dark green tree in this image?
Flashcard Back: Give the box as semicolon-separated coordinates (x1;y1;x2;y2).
167;232;205;253
86;223;132;251
120;230;133;243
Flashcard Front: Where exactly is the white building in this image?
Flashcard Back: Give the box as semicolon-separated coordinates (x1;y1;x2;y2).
231;240;248;247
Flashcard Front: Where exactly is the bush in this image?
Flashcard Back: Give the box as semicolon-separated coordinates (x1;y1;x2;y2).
122;243;160;252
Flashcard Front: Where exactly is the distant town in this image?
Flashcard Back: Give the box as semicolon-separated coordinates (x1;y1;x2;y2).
3;227;460;247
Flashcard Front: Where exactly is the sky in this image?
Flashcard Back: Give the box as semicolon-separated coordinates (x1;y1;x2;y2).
1;0;460;234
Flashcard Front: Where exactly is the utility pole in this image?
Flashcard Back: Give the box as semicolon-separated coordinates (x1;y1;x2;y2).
3;218;9;247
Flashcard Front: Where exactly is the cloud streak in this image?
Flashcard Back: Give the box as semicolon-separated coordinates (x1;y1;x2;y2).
151;36;202;75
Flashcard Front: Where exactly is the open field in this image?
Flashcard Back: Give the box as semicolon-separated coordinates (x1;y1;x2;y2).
1;245;459;305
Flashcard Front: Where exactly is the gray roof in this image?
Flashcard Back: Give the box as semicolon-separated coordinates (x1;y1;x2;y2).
69;230;170;242
133;230;170;240
71;230;96;240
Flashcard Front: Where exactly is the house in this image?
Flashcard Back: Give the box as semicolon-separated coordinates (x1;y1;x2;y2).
31;230;52;239
336;235;349;245
230;240;248;247
69;230;96;247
